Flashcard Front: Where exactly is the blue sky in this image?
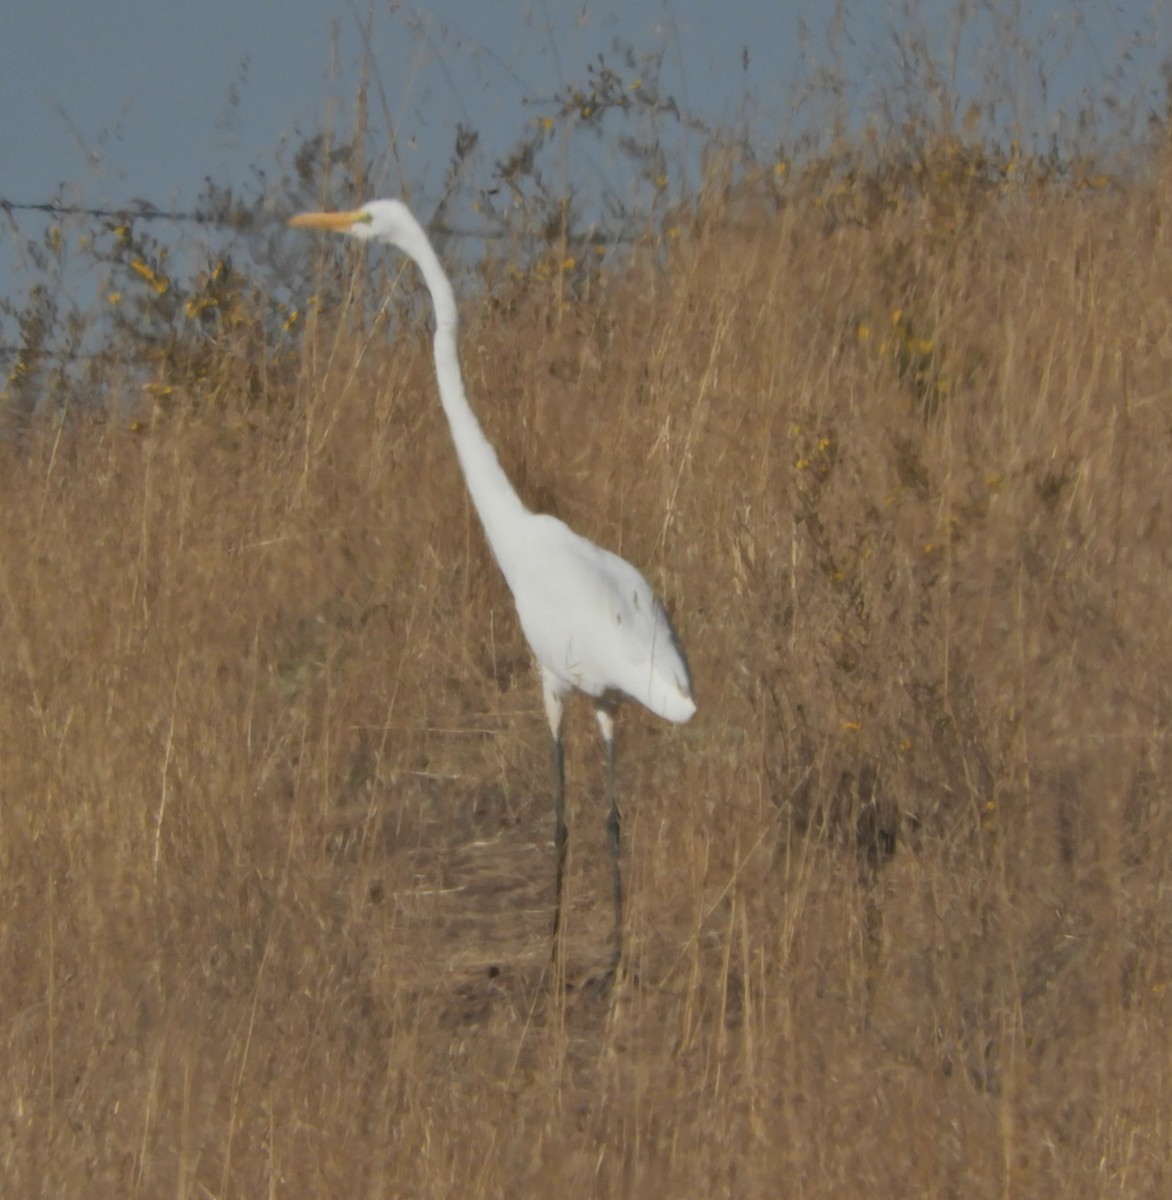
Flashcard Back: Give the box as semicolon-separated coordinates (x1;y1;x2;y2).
1;1;1168;327
3;2;1168;207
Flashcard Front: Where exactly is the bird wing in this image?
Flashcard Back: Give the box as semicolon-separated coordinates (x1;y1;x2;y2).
506;515;694;723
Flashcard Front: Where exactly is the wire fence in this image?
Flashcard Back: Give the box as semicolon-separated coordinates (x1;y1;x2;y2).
2;198;217;224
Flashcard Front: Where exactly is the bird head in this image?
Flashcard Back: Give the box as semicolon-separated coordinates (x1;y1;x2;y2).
288;198;419;253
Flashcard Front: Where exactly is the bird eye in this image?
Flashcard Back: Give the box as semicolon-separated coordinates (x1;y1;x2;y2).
356;212;374;224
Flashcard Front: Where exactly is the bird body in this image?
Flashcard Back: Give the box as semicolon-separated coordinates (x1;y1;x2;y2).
503;512;695;724
289;199;694;966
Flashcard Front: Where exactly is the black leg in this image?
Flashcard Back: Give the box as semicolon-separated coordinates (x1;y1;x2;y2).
603;734;622;968
549;734;567;957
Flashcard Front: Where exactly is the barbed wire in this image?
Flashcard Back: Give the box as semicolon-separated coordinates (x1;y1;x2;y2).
0;197;228;226
0;194;644;244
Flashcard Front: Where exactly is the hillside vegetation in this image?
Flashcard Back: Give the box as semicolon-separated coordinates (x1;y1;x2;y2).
3;139;1172;1195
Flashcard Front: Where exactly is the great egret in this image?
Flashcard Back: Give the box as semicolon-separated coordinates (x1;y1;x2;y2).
289;199;695;968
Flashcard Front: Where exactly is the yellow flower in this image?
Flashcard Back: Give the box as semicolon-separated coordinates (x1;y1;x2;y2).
130;258;169;295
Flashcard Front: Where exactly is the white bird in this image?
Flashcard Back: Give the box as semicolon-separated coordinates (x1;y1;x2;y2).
289;199;695;968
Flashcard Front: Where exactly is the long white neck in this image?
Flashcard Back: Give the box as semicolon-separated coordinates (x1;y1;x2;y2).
397;220;530;558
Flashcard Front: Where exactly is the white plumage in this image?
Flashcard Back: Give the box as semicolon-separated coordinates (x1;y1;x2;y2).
290;199;694;966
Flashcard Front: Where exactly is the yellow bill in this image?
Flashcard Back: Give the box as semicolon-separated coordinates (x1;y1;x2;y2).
287;209;365;231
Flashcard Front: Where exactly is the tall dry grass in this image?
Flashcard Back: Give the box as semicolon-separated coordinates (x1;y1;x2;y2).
3;149;1172;1196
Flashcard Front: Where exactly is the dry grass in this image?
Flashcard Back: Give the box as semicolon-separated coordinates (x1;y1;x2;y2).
4;155;1172;1197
